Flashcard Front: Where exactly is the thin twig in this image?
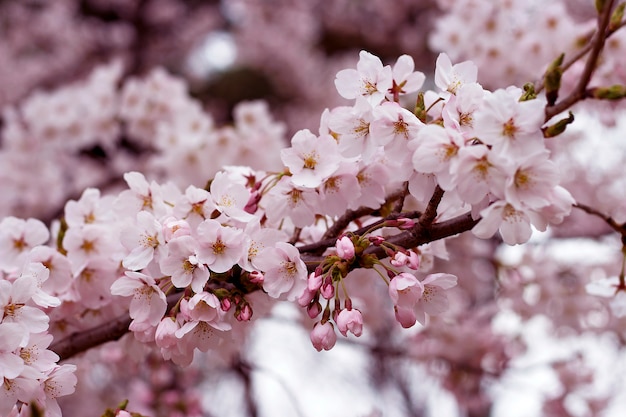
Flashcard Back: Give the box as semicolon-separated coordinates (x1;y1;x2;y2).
574;202;624;234
544;0;617;120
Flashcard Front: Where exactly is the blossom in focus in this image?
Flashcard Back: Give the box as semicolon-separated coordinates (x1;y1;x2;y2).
335;50;393;105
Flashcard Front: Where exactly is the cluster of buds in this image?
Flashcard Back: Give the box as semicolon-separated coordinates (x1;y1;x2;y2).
298;235;366;351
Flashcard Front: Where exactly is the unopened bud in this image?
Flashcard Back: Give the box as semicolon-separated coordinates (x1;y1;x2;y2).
544;53;564;106
249;270;264;284
590;85;626;100
543;111;574;138
611;3;626;30
220;298;232;312
236;304;253;321
414;92;427;123
307;301;322;319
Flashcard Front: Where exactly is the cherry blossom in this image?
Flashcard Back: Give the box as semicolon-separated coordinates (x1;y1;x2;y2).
110;271;167;327
254;242;307;299
195;219;245;274
334;50;393;105
413;273;458;325
159;235;210;292
281;129;342;188
434;52;478;95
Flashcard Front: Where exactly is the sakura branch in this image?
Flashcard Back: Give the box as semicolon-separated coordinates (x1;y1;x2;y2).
544;0;619;120
3;5;626;413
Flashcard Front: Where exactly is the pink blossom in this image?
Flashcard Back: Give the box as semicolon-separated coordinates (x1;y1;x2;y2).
414;273;457;325
38;364;78;417
64;188;114;228
335;50;393;105
281;129;342;188
0;217;49;273
159;235;210;293
504;150;560;210
370;102;422;147
394;305;417;328
0;323;25;380
389;272;424;309
434;52;478;95
451;144;508;204
254;242;307;299
121;211;165;271
388;54;426;98
110;271;167;326
115;171;168;217
473;89;545;155
318;162;361;217
210;171;254;222
411;124;464;191
172;185;217;228
262;176;320;228
472;200;546;245
327;99;376;159
195;219;245;274
0;277;49;335
336;308;363;337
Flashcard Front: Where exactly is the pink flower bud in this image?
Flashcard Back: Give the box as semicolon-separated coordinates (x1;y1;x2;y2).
308;271;323;291
310;321;337;351
307;301;322;319
407;250;420;270
336;308;363;337
321;278;335;300
336;236;355;260
396;218;415;229
237;304;253;321
220;298;232;312
297;287;316;307
368;235;385;245
244;190;262;214
249;270;264;284
390;251;409;267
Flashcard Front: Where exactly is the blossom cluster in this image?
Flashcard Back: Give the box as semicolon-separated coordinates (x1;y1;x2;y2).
0;62;286;220
0;218;77;417
276;50;573;246
0;45;613;416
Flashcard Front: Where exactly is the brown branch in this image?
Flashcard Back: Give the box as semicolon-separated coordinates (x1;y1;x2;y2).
321;206;377;242
50;312;132;362
297;210;422;256
574;202;625;234
544;0;617;120
535;5;626;96
418;185;444;227
320;187;409;242
51;293;182;361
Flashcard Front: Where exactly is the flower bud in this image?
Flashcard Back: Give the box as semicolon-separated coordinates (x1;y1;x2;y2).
336;236;355;260
310;321;337;351
307;301;322;319
336;308;363;337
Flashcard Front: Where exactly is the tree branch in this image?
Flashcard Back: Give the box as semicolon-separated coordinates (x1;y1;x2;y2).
544;0;617;120
51;293;182;361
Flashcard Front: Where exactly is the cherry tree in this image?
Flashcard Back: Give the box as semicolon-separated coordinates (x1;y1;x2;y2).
2;0;626;416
